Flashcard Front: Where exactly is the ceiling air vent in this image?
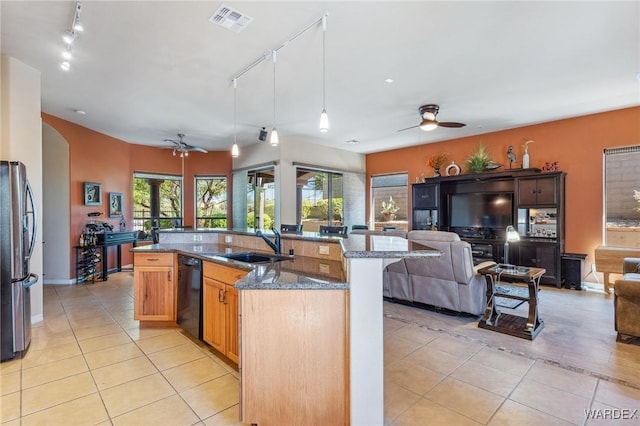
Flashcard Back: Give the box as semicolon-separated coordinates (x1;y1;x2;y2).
209;4;253;33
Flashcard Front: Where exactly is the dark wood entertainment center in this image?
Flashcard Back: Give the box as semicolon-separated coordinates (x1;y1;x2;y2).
412;169;565;286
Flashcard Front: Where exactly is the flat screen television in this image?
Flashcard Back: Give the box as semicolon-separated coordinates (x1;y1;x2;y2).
449;193;513;229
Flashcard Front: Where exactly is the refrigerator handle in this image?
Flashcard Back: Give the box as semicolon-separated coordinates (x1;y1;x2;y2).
26;180;37;260
23;273;38;288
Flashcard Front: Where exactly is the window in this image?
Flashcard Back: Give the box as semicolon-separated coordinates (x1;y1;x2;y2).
247;168;276;231
297;168;343;232
195;176;227;228
604;146;640;248
371;173;408;231
132;172;182;232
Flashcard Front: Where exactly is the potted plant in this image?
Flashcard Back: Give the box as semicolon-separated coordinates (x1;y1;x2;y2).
427;152;448;176
466;143;492;173
381;196;399;221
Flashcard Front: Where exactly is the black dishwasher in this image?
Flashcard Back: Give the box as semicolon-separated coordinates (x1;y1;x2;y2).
177;255;202;340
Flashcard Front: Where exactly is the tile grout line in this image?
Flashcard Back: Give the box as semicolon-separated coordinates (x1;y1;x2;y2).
384;311;640;391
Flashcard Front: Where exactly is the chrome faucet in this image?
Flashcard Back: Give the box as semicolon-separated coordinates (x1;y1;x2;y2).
256;227;281;254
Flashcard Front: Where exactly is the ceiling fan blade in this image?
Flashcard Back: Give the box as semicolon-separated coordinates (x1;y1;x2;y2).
189;145;209;153
438;122;466;128
396;124;419;132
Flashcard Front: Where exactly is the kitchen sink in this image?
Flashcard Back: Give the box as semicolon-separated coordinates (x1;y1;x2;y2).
216;252;290;264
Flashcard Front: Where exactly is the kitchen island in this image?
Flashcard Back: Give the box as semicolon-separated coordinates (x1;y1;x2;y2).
132;229;441;425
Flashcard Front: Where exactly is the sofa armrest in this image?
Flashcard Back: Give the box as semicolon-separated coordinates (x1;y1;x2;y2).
473;261;497;275
615;279;640;299
622;258;640;274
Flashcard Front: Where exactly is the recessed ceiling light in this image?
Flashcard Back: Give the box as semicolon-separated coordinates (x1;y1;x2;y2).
384;78;394;84
345;139;359;144
60;61;70;71
73;109;86;115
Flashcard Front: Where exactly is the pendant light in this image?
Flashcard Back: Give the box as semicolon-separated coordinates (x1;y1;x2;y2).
270;50;279;147
319;14;329;132
231;78;240;158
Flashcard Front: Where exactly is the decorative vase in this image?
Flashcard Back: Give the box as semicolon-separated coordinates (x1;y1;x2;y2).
383;213;395;222
445;161;461;176
522;149;530;169
434;167;441;177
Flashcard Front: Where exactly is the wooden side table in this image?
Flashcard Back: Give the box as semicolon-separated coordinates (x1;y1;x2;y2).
477;265;546;340
595;246;640;293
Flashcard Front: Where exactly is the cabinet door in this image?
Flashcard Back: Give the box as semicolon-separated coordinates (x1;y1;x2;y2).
518;177;558;206
240;289;349;425
518;244;559;283
413;184;438;208
535;176;557;205
517;179;539;205
203;277;226;353
534;245;558;281
134;266;174;321
225;285;239;364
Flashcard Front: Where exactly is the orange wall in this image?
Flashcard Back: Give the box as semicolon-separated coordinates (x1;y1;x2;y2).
366;106;640;269
42;114;232;278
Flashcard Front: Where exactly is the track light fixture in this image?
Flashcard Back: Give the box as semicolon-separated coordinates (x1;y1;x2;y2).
270;50;279;147
231;78;240;158
62;46;72;60
59;2;84;72
258;127;268;142
231;13;329;146
319;14;329;133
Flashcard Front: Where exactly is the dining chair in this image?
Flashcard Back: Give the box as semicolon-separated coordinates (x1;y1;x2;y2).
319;225;348;236
281;224;303;234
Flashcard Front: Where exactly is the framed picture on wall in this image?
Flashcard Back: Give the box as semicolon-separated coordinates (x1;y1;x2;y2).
83;182;102;206
109;192;123;218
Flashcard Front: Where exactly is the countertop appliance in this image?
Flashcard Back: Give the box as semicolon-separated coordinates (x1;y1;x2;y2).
177;254;202;340
1;161;38;361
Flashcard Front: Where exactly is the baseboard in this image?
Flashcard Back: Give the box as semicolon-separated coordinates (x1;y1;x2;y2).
31;314;43;324
43;278;75;285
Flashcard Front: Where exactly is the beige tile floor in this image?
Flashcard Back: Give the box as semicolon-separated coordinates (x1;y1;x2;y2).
1;273;639;425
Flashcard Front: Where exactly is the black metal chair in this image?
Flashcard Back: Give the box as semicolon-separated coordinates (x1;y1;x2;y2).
351;225;369;231
319;225;348;236
281;224;303;234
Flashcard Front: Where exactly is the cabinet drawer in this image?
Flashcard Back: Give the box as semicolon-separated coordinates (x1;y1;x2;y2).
204;262;248;284
135;253;174;267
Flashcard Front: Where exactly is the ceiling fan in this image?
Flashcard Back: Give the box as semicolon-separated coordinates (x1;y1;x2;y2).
163;133;208;157
397;104;467;132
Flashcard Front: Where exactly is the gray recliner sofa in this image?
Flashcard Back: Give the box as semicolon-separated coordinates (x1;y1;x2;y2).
383;230;495;316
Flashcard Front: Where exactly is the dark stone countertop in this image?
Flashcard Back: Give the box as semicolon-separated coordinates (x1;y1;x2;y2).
132;243;348;290
133;233;441;290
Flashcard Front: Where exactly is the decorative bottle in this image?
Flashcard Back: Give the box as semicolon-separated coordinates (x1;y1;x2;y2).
522;149;530;169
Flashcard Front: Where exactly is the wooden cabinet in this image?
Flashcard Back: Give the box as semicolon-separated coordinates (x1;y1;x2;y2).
414;170;565;287
225;285;239;363
133;253;176;322
518;243;559;283
203;277;226;351
202;262;246;364
517;175;558;206
412;183;439;230
239;289;349;426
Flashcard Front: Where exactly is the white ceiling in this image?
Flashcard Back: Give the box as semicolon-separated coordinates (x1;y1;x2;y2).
2;1;639;155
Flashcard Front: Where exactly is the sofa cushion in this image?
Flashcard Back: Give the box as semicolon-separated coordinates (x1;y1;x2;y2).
405;240;456;282
622;273;640;282
408;230;460;243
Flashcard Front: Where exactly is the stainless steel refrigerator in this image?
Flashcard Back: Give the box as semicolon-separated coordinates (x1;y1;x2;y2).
1;161;38;361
